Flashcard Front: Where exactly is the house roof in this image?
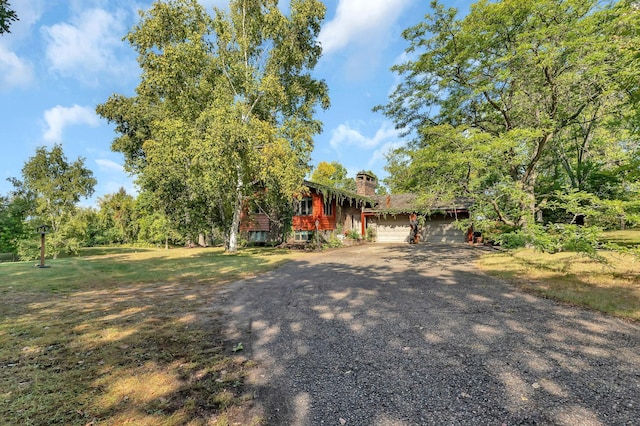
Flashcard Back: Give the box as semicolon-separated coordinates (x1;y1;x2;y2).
301;180;472;214
302;180;374;207
365;193;472;215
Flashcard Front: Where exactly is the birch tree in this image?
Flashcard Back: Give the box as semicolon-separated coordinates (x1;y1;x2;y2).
98;0;329;251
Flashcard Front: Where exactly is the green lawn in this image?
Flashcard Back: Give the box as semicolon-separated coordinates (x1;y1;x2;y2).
0;246;301;426
601;229;640;247
477;248;640;321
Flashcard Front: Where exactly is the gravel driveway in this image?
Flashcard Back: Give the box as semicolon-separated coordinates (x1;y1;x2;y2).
219;244;640;425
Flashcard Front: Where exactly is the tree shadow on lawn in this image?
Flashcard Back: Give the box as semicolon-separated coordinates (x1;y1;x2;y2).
481;249;640;320
0;248;292;425
220;244;640;425
2;247;292;291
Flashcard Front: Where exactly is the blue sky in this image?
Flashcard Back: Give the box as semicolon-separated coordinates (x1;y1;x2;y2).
0;0;472;207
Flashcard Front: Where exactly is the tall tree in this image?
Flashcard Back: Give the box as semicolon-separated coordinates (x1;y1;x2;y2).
11;145;96;258
97;0;329;252
0;0;17;34
0;194;30;258
378;0;640;229
311;161;356;191
96;188;137;244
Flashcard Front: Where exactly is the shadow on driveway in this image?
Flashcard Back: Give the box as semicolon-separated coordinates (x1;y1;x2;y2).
219;244;640;425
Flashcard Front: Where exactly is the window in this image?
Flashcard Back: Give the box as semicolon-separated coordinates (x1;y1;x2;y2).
323;201;333;216
249;231;267;242
294;230;313;241
296;197;313;216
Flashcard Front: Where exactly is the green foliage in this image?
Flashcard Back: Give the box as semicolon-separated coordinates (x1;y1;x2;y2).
495;223;602;257
365;226;376;242
528;224;602;258
98;0;329;252
0;194;30;257
544;190;638;230
493;229;531;249
135;191;182;247
10;145;96;259
345;229;360;240
322;233;343;249
15;234;40;261
557;225;602;254
378;0;640;240
311;161;356;191
95;188;137;244
0;0;17;34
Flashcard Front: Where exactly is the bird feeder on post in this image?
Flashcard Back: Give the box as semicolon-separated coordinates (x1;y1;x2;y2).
36;224;50;268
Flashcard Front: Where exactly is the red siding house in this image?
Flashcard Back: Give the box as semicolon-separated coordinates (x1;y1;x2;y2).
240;179;372;244
241;172;472;245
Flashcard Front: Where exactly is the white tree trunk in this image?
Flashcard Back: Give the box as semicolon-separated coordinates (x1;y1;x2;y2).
228;173;243;252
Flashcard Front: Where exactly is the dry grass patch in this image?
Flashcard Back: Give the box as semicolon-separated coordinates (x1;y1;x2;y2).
477;249;640;321
0;247;300;425
601;229;640;247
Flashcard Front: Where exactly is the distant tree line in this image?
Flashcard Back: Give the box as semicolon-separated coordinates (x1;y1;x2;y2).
0;144;186;261
2;0;332;260
0;146;365;261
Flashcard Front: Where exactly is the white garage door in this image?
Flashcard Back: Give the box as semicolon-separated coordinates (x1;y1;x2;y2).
421;218;465;243
371;217;410;243
371;216;465;244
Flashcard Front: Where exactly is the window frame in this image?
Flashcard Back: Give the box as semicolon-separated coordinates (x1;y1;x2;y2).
296;197;313;216
249;231;267;242
323;200;333;217
294;230;313;241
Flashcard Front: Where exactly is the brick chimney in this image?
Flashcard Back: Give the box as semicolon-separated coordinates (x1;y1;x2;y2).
356;172;376;196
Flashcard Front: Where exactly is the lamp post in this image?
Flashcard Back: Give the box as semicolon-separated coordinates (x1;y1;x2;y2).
36;224;50;268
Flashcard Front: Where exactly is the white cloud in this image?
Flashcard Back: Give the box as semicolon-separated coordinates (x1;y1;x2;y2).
329;121;401;150
43;105;100;143
7;0;45;39
369;140;405;166
96;159;124;173
0;44;34;90
42;8;130;82
319;0;413;55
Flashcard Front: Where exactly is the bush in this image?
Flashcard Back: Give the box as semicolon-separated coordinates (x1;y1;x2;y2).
557;224;601;254
493;230;531;249
492;223;603;257
345;229;360;240
323;233;343;249
16;236;40;261
526;224;602;256
365;226;376;242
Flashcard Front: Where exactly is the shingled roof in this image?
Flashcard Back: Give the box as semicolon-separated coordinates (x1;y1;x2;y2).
302;180;374;207
301;179;472;214
366;194;472;214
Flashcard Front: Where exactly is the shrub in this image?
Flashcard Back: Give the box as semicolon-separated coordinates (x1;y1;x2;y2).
345;229;360;240
323;233;343;249
365;226;376;242
493;230;531;249
16;236;40;261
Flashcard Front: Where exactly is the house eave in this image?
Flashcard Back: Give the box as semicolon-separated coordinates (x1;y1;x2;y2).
301;180;374;207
